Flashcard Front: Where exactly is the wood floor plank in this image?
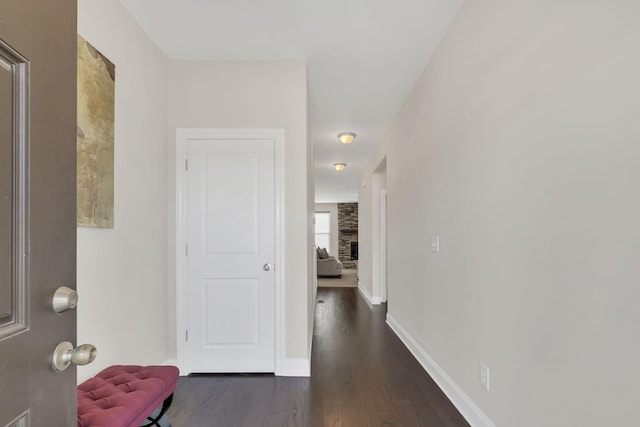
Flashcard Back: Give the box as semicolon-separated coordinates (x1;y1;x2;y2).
167;287;469;426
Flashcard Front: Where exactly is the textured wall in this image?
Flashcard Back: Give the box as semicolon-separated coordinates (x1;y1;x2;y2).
338;203;358;268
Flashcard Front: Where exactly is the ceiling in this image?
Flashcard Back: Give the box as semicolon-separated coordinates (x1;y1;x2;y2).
120;0;463;203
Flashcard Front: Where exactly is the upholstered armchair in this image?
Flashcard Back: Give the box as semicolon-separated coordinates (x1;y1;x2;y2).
316;247;343;277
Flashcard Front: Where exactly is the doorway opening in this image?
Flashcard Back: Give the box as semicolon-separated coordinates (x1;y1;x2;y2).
372;157;388;308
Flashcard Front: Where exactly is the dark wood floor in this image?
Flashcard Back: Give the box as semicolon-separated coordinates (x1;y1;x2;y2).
166;287;469;426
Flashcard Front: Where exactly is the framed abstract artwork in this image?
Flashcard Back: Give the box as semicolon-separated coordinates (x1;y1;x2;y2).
77;35;115;228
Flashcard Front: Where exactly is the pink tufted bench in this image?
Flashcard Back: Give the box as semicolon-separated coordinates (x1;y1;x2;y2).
77;365;179;427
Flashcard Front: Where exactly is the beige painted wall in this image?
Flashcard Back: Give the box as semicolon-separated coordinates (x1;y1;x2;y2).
77;0;169;382
360;0;640;425
306;88;316;357
358;175;373;297
166;61;313;365
77;5;313;377
358;160;388;302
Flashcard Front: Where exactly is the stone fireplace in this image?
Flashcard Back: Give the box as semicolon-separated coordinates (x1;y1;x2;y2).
338;203;358;269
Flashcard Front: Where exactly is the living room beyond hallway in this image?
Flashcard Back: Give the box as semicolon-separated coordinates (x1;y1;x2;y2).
317;268;358;288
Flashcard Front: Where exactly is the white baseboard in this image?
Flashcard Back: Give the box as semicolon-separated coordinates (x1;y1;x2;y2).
170;357;309;377
358;282;382;305
386;314;496;427
308;301;315;364
276;358;311;377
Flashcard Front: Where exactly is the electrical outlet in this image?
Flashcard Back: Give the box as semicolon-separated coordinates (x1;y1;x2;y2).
480;363;490;391
431;236;439;253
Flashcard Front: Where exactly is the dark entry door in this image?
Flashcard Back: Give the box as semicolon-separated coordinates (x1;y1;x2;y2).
0;1;78;425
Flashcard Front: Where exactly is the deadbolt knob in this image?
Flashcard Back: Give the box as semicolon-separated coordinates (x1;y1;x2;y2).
52;286;79;313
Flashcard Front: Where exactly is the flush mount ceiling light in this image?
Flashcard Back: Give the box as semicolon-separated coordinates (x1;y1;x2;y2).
337;132;356;144
334;163;347;171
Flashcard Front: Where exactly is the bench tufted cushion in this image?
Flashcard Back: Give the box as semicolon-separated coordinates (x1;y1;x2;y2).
77;365;179;427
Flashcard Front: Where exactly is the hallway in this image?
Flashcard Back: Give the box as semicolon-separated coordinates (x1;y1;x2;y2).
166;288;468;426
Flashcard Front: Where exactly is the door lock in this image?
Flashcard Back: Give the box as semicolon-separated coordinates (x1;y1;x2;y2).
52;342;97;372
52;286;78;313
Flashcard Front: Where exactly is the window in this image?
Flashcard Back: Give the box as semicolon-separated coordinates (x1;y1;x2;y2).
314;212;330;251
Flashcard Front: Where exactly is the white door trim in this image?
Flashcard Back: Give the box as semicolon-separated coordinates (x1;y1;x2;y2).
175;128;285;375
380;189;388;303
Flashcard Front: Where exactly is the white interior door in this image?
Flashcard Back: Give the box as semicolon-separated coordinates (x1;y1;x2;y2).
185;138;275;372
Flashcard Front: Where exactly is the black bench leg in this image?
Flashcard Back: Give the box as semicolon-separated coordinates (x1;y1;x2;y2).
140;394;174;427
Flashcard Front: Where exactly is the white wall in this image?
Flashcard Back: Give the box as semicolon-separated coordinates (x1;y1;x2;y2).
358;159;388;304
314;203;339;257
358;178;372;298
306;87;316;360
360;0;640;425
77;0;169;382
166;61;313;370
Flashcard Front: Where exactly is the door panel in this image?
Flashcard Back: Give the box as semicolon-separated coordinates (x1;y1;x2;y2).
0;1;77;425
0;49;14;329
203;153;259;254
0;39;30;426
186;138;275;373
204;278;259;344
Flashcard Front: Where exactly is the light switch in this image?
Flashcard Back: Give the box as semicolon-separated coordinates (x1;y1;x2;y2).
431;236;439;253
480;363;490;391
